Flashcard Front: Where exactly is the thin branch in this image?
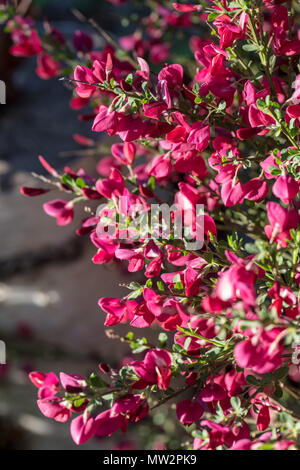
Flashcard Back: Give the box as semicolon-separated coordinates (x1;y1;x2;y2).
71;8;138;69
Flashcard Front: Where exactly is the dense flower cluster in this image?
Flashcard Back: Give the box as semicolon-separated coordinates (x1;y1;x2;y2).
2;0;300;450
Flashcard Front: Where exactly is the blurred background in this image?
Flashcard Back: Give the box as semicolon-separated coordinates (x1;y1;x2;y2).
0;0;156;450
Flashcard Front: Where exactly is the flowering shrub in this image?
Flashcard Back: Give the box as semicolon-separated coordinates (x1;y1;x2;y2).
2;0;300;450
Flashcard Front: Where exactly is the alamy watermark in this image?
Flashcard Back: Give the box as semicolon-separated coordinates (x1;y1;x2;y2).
0;80;6;104
0;340;6;364
96;198;205;250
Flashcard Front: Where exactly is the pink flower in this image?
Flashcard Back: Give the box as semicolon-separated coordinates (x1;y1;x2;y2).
198;383;227;402
158;64;183;88
265;202;300;248
10;29;42;57
95;168;124;199
37;397;71;423
72;30;94;53
272;174;299;204
111;143;136;166
176;399;204;425
214;14;246;49
256;405;270;431
43;200;74;226
20;187;50;197
234;329;284;374
148;154;172;180
221;180;245;207
36;54;60;79
243;178;269;202
29;371;59;399
187;123;211;152
98;298;135;326
132;349;173;390
60;373;87;394
70;413;96;445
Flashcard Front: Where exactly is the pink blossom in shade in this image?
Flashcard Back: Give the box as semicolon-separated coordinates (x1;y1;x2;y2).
224;369;247;397
149;43;170;64
37;397;71;423
158;64;183;88
272;174;299;204
36;54;60;80
59;373;87;394
132;349;173;390
143;102;168;120
265;202;300;248
20;187;50;197
176;399;204;426
200;420;233;449
236;127;261;141
243;177;269;202
256;405;270;432
70;413;96;445
276;39;300;56
198;383;227;403
221;180;245;207
213;15;245;49
72;30;94;53
234;329;284;375
81;188;103;200
98;298;136;326
43;200;74;226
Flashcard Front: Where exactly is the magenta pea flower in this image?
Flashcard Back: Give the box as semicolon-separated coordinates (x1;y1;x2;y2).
132;349;173;390
176;399;204;425
70;413;96;445
43;199;74;226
